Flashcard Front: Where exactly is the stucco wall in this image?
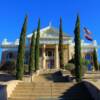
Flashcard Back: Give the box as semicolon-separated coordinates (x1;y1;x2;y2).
63;45;74;65
63;48;69;64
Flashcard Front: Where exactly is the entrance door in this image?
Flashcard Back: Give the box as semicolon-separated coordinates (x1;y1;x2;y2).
48;60;52;69
46;50;54;69
46;59;54;69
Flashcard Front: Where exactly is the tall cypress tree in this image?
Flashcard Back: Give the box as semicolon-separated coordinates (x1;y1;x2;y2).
74;15;82;82
29;31;35;74
35;19;40;71
93;48;98;71
59;17;64;68
16;16;28;80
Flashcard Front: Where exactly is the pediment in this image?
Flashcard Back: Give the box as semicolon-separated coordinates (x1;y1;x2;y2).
27;25;71;39
40;28;59;38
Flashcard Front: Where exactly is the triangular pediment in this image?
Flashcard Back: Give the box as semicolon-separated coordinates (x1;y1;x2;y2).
40;27;59;38
27;25;71;39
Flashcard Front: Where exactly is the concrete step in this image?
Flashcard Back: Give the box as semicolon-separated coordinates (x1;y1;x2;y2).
13;88;70;92
9;83;74;100
11;94;62;98
9;97;59;100
8;71;93;100
9;71;84;100
8;84;92;100
17;83;73;87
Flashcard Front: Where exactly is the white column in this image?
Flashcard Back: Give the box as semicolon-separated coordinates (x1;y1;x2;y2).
43;44;46;69
55;44;59;69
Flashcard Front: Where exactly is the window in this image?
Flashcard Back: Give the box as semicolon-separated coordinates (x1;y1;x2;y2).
46;51;54;57
6;52;13;61
85;54;91;60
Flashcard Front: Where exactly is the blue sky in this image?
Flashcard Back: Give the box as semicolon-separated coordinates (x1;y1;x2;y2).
0;0;100;61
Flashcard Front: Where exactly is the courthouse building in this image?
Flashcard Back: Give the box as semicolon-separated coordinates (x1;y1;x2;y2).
0;24;98;70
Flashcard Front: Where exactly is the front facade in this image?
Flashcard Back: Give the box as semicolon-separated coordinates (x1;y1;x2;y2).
0;24;98;70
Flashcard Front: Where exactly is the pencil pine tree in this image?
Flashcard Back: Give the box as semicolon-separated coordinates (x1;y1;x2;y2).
16;16;28;80
59;17;64;68
93;48;98;71
29;31;35;74
74;15;82;82
35;19;40;71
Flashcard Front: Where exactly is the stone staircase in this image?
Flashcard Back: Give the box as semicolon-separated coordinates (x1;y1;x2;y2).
8;82;74;100
8;71;94;100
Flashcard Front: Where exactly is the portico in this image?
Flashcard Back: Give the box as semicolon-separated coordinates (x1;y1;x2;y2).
42;44;59;69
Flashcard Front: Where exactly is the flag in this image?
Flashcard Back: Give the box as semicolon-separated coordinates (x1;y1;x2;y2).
84;33;93;41
83;27;93;41
83;27;92;35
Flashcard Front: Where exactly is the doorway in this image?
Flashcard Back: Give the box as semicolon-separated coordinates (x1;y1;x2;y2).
46;50;54;69
46;59;54;69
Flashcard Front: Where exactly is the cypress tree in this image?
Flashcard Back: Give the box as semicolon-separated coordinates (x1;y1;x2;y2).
59;17;64;68
29;31;35;74
74;15;82;82
16;16;28;80
35;19;40;71
93;48;98;71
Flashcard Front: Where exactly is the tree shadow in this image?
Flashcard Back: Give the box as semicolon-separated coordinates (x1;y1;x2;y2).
43;71;74;82
58;81;100;100
52;71;74;82
41;71;100;100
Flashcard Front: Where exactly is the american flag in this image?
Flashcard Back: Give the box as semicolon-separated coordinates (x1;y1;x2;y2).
83;27;92;34
83;27;93;41
84;33;93;41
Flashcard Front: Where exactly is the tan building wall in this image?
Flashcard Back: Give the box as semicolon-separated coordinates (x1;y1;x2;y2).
63;44;74;65
63;48;69;65
1;44;94;70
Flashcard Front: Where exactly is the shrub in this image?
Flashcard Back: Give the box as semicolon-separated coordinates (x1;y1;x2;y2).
81;59;90;66
24;64;29;74
71;65;87;76
65;63;75;71
65;63;87;76
0;60;16;75
68;58;75;64
68;58;90;68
